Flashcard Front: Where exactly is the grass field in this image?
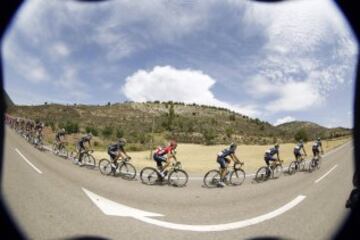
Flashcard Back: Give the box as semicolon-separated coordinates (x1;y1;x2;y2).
93;137;351;174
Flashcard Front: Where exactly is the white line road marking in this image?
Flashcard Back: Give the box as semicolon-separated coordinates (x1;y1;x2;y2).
15;148;43;174
83;187;306;232
315;164;338;184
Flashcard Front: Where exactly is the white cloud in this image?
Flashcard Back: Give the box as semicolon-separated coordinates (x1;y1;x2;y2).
122;65;259;117
274;116;296;126
52;42;70;57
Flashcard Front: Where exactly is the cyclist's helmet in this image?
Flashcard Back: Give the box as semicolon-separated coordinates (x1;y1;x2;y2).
118;138;127;145
86;133;93;140
60;128;66;133
230;142;237;150
275;143;280;149
317;137;321;141
170;140;177;148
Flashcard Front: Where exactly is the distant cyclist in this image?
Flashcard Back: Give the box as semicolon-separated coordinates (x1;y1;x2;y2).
216;143;241;187
264;143;280;169
34;120;44;144
55;128;66;150
294;139;307;161
153;140;177;178
312;137;324;158
107;138;131;168
76;133;92;165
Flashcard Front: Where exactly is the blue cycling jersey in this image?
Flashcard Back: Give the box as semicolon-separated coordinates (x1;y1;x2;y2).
218;147;235;158
265;147;278;156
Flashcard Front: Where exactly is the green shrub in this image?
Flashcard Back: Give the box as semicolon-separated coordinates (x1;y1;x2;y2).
102;126;113;139
85;126;99;136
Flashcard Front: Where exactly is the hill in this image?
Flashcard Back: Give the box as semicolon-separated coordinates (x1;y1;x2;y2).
276;121;350;140
6;102;351;149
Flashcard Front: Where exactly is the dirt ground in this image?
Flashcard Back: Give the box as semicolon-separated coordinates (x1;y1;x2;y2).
93;137;351;174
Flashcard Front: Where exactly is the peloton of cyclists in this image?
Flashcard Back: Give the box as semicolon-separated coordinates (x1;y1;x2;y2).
216;143;241;187
153;140;177;178
107;138;131;170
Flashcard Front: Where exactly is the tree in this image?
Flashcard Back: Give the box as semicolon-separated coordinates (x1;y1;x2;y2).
167;102;175;131
294;128;308;142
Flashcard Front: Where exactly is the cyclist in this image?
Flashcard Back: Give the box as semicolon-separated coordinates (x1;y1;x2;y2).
294;139;307;161
312;137;324;158
153;140;177;178
55;128;66;151
33;120;44;145
107;138;131;169
76;133;92;165
216;143;241;187
264;143;281;172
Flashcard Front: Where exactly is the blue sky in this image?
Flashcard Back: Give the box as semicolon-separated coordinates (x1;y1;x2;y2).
2;0;358;128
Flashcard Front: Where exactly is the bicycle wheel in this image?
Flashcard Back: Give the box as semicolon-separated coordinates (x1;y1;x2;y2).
70;151;78;164
99;159;112;175
140;167;159;185
203;170;221;188
230;169;246;186
168;169;188;187
316;158;321;170
59;147;68;158
299;160;306;171
255;167;270;183
273;165;283;178
308;159;316;172
288;161;297;175
83;154;96;169
119;162;137;180
52;143;58;154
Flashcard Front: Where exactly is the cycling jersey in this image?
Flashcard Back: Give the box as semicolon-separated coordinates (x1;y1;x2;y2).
108;142;125;153
312;140;322;149
217;147;235;158
78;136;90;148
265;147;278;157
294;143;304;153
155;145;174;156
55;132;65;141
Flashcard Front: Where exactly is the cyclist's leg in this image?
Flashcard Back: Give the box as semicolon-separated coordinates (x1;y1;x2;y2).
217;157;227;181
108;150;117;168
78;144;85;163
153;154;166;172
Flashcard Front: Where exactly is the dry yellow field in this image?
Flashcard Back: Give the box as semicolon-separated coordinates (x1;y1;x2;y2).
93;137;351;174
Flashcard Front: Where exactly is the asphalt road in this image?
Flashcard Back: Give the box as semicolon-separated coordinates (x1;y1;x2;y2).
1;128;354;239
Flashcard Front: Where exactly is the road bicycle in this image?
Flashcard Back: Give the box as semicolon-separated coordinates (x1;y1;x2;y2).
69;149;96;169
308;154;322;172
203;161;246;188
140;159;188;187
98;156;136;180
255;159;283;183
32;134;44;151
288;155;306;175
52;141;69;158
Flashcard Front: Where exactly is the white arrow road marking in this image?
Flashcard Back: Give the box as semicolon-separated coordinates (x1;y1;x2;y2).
15;148;42;174
82;188;306;232
82;188;163;217
315;164;338;184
